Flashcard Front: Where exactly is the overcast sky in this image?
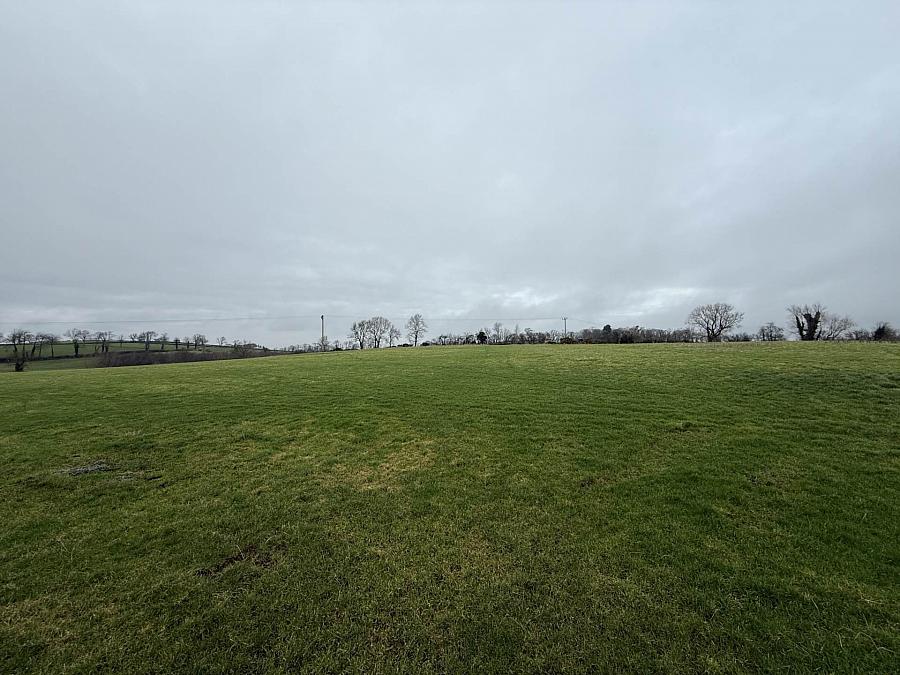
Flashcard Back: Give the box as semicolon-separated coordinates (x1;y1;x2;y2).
2;1;898;346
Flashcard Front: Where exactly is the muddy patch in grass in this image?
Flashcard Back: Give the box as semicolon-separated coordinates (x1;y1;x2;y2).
62;461;112;476
195;544;281;578
666;420;705;433
747;472;776;487
745;465;796;490
117;470;163;482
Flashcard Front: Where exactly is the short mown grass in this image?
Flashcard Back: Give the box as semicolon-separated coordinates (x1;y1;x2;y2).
1;343;898;672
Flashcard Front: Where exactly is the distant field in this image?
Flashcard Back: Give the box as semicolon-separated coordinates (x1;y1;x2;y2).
6;357;97;372
1;344;897;672
0;341;237;372
0;340;233;360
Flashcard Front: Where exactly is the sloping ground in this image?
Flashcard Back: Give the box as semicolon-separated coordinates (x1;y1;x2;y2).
1;344;898;672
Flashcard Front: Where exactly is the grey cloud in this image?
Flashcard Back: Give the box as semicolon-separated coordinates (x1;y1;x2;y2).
2;2;898;347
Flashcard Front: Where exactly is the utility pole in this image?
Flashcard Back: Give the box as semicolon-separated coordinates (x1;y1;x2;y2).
562;316;568;338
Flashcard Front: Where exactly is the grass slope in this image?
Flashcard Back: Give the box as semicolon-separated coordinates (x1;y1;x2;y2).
4;358;98;372
1;344;898;672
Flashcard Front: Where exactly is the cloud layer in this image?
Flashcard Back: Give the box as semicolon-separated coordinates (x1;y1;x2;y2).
2;2;898;346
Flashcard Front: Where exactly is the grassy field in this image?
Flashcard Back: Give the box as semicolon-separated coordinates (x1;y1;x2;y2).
1;344;898;672
3;357;98;372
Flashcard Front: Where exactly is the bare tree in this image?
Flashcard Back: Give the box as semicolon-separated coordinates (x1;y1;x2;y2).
317;334;330;352
491;322;504;344
139;331;156;351
232;340;255;357
785;304;852;341
159;332;168;351
95;331;113;353
406;313;428;347
65;328;90;357
756;322;785;341
787;304;825;341
128;332;141;343
820;314;854;341
389;326;401;347
218;336;227;347
349;320;368;350
9;329;31;355
44;333;59;357
32;333;52;358
193;334;208;350
366;316;391;348
686;303;744;342
7;330;32;370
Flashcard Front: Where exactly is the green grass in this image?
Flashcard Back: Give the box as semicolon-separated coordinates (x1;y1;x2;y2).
3;357;98;372
1;344;898;672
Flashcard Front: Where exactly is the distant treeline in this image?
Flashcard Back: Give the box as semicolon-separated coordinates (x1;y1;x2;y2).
317;304;897;351
3;303;898;370
0;330;280;372
96;347;280;368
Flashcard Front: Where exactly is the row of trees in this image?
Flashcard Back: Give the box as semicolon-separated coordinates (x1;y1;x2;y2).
0;329;274;371
684;302;896;342
335;304;894;349
125;331;213;352
680;302;897;343
4;303;897;370
347;314;428;350
431;323;693;345
1;330;220;356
